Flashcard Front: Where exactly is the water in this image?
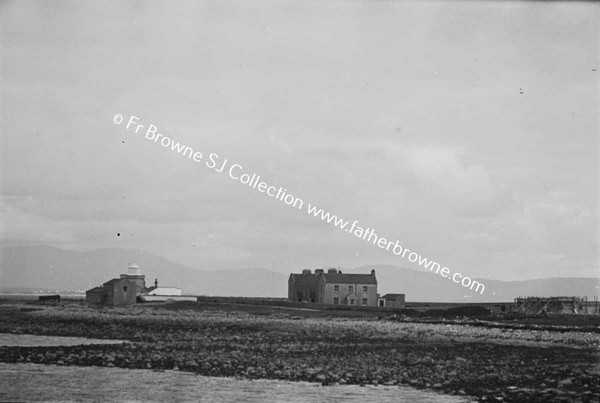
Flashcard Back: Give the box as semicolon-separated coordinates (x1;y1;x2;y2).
0;294;84;300
0;333;125;347
0;334;471;402
0;363;471;402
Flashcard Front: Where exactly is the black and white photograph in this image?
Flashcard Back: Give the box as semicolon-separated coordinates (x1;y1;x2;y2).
0;1;598;402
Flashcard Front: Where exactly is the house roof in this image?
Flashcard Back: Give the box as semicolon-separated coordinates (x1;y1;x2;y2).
86;286;104;293
381;293;404;299
289;274;321;284
324;273;376;284
102;278;122;286
103;278;136;286
290;272;376;285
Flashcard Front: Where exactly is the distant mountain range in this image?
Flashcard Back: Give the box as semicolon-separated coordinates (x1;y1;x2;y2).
0;245;286;298
348;265;599;303
0;245;598;302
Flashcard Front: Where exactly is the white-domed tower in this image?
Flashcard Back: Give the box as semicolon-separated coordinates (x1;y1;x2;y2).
120;262;146;290
128;262;142;276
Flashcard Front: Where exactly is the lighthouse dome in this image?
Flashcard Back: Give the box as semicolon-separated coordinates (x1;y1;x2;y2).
128;262;142;276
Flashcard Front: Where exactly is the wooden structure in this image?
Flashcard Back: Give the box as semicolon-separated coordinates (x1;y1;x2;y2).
513;296;600;315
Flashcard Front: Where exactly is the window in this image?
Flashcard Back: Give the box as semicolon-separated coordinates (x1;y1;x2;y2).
350;299;355;305
363;286;368;293
349;285;354;292
334;285;339;292
362;298;368;305
123;286;128;292
333;297;339;305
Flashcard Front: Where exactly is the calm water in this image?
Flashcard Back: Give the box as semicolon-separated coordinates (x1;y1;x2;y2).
0;333;125;347
0;363;472;403
0;294;84;300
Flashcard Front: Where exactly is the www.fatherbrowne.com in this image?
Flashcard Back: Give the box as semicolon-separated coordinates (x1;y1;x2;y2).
114;113;485;295
306;205;485;294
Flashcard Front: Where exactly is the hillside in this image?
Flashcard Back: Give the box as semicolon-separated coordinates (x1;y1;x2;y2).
0;245;287;297
350;265;599;302
0;245;597;302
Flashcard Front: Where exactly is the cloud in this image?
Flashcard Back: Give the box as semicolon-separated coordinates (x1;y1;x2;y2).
456;196;599;280
395;146;508;215
0;197;77;245
1;1;597;281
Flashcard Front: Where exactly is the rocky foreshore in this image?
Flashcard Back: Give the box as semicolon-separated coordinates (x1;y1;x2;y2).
0;303;598;402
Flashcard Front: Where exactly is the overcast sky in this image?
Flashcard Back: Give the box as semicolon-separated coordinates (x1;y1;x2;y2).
1;1;598;281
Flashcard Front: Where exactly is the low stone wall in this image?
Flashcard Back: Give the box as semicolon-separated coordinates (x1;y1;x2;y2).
194;296;405;313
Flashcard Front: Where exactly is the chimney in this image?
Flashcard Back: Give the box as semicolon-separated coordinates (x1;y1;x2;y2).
315;269;324;275
154;278;158;288
371;269;376;276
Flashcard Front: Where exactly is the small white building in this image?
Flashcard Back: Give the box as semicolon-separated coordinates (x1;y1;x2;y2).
138;278;194;302
144;278;182;296
147;287;182;296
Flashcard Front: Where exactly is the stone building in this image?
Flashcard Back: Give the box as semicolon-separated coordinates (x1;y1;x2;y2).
85;286;104;304
288;268;378;306
378;293;406;308
101;277;139;305
86;262;147;306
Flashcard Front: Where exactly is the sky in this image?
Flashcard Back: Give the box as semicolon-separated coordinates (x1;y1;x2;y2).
1;0;598;281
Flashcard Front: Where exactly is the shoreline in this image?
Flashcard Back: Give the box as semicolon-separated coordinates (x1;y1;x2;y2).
0;302;598;402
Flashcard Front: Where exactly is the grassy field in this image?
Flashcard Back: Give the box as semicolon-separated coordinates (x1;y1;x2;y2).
162;299;600;330
0;300;598;402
